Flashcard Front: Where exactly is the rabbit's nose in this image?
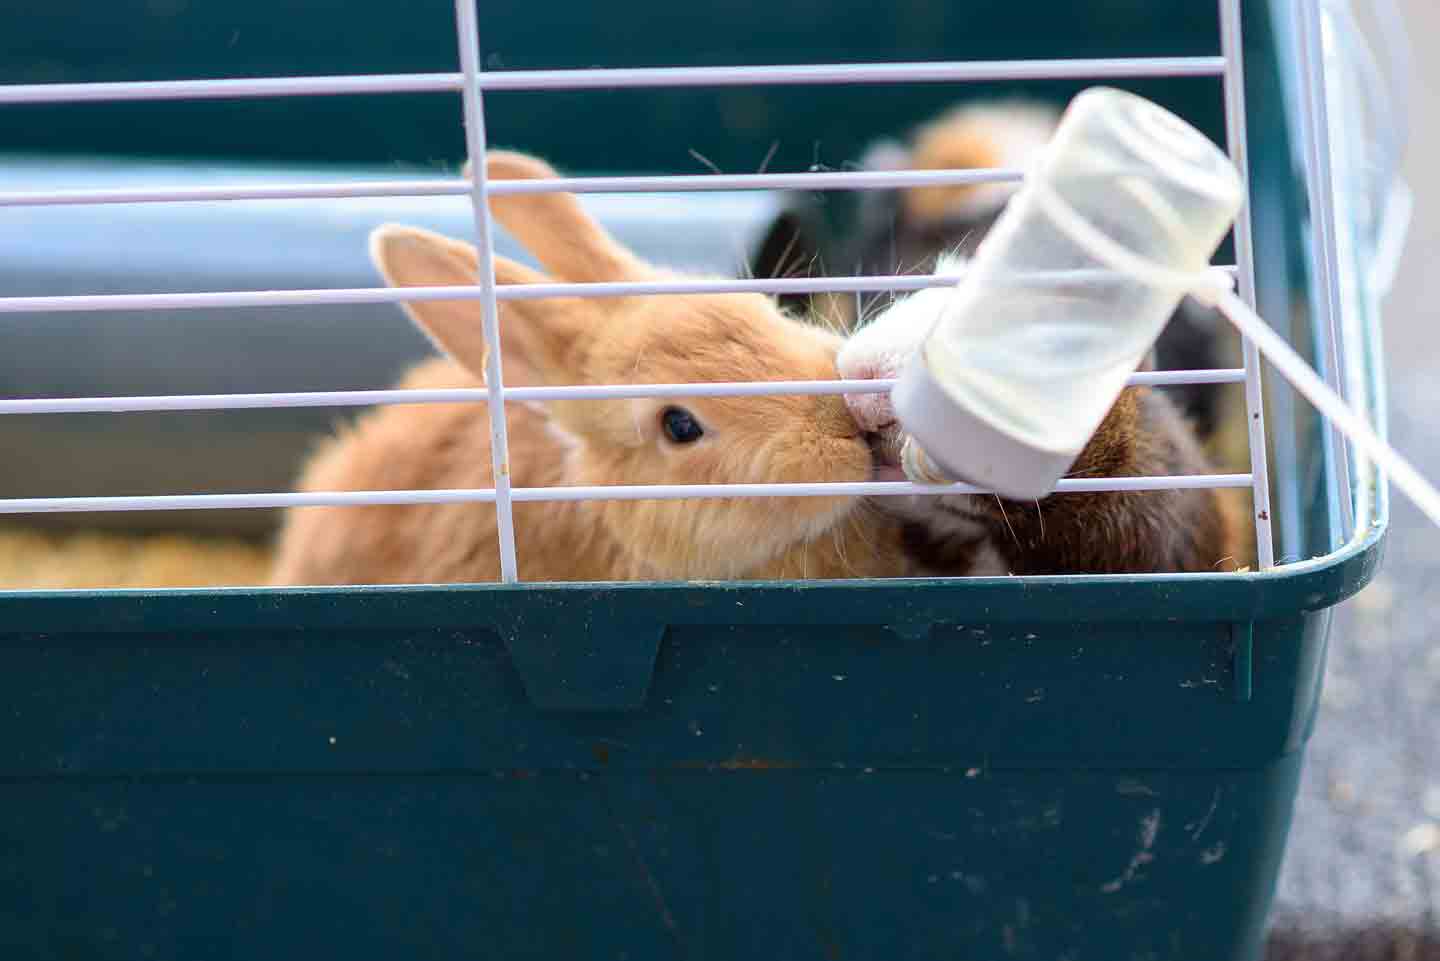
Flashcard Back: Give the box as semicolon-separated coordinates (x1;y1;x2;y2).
844;390;897;435
836;346;903;433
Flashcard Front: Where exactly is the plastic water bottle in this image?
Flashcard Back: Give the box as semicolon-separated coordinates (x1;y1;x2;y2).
890;87;1244;500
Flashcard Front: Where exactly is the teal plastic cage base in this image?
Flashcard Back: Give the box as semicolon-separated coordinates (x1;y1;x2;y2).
0;0;1392;957
0;537;1387;959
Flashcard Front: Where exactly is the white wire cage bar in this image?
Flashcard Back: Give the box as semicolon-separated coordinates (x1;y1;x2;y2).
0;0;1287;584
0;56;1226;105
1219;0;1278;570
0;475;1257;518
452;0;519;582
0;266;1241;315
0;169;1030;208
0;370;1249;417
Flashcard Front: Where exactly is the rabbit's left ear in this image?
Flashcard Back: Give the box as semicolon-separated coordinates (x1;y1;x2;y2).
369;224;598;388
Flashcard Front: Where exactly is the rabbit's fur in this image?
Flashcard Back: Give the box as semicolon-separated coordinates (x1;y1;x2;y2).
270;151;907;586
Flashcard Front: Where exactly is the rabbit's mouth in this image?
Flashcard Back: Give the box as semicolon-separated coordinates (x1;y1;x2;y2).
873;464;908;483
866;428;908;482
863;427;990;530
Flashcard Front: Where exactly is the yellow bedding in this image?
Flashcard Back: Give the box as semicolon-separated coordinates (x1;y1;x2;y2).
0;524;272;590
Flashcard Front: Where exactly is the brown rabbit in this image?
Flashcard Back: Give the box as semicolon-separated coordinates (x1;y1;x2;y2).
837;257;1246;576
269;151;907;586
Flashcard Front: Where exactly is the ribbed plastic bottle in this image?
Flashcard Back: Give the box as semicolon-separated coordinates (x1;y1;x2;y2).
891;87;1244;499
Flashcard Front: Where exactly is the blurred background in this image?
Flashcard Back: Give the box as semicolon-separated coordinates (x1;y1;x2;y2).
1264;0;1440;955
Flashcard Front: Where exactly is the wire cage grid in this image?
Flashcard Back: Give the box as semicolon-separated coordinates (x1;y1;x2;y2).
0;0;1369;584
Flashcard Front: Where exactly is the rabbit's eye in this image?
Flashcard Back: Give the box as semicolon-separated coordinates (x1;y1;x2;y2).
660;406;705;444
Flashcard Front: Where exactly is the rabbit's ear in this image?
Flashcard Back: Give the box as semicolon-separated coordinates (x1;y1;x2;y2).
463;151;652;283
369;224;593;387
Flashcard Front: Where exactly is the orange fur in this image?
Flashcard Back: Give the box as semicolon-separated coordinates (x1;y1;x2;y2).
903;122;1003;223
270;151;908;586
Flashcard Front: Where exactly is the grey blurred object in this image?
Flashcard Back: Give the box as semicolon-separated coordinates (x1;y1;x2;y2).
1265;0;1439;955
0;155;783;537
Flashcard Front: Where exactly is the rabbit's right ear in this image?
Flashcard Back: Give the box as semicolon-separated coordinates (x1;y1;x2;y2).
465;152;654;283
369;224;594;387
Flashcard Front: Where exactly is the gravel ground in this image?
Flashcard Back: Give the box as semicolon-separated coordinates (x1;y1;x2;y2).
1265;0;1440;950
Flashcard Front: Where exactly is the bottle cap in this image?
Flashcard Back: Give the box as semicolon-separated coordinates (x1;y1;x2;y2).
891;350;1080;500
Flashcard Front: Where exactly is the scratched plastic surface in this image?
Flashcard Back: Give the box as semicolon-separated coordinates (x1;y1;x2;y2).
0;604;1329;960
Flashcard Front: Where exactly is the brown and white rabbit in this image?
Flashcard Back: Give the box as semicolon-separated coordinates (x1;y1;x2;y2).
838;251;1246;576
269;151;907;586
